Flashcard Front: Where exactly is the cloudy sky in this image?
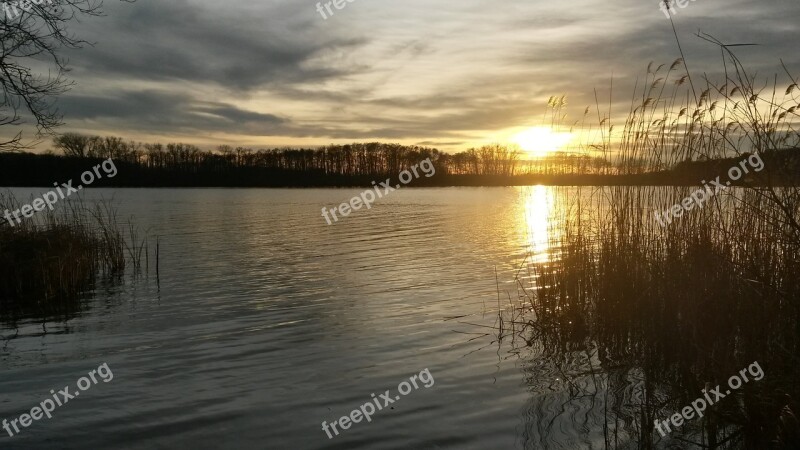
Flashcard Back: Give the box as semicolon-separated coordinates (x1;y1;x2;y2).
17;0;800;151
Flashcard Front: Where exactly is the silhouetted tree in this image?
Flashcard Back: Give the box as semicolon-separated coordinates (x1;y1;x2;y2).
0;0;135;152
53;132;92;157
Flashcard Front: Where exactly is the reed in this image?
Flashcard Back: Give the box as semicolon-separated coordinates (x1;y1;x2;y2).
0;193;132;321
500;50;800;448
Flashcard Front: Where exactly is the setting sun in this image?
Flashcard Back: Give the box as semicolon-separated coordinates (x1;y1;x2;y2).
512;127;573;157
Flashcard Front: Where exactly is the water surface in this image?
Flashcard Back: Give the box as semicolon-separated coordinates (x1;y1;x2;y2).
2;187;577;449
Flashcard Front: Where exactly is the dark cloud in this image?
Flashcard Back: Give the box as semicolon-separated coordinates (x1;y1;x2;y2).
58;90;287;135
65;0;368;91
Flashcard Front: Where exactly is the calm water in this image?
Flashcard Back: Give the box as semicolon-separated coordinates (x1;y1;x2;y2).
1;187;602;449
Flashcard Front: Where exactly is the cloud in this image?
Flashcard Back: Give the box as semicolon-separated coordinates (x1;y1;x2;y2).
65;0;368;91
17;0;800;150
58;90;287;135
415;141;465;147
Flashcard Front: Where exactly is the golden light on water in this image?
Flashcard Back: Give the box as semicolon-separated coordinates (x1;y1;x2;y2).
512;127;573;157
521;185;557;263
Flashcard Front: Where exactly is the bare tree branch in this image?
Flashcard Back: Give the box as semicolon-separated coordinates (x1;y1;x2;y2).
0;0;134;152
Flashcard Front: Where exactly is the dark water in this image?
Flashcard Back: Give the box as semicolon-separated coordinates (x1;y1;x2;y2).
1;187;581;449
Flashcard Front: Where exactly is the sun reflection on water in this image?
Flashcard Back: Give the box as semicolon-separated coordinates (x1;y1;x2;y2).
520;186;558;264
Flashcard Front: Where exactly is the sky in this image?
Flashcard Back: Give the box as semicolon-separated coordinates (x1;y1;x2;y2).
12;0;800;152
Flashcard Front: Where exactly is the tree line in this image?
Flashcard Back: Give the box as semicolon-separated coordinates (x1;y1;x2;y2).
50;133;613;178
4;133;791;188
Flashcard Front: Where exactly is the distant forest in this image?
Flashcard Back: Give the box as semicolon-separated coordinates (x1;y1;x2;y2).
0;133;798;187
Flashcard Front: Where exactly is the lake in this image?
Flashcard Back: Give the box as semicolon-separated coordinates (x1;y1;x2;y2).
1;187;592;449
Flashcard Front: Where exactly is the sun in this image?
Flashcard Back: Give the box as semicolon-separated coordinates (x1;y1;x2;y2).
512;127;573;157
